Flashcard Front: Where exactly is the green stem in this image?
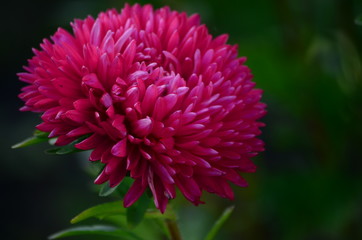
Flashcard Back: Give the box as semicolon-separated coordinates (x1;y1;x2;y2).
165;207;182;240
165;218;182;240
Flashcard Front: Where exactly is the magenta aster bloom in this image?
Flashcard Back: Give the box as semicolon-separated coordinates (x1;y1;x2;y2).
18;4;266;212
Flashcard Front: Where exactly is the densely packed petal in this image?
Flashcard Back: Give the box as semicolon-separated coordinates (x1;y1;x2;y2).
18;4;266;213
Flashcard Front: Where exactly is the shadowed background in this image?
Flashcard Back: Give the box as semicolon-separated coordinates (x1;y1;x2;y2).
1;0;362;239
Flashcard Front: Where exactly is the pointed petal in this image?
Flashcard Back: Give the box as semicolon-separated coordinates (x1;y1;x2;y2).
123;179;146;208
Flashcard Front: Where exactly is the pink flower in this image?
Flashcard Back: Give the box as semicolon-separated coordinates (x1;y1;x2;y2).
18;4;266;213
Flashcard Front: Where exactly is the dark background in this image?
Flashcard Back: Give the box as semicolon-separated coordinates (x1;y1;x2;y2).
1;0;362;239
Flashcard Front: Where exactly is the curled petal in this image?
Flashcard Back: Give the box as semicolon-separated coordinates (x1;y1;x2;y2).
111;138;127;157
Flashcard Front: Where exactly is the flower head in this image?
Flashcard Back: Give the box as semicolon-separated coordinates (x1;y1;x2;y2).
18;4;266;212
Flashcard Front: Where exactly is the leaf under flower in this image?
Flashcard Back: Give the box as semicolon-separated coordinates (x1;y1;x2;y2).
11;130;50;149
45;134;90;155
71;200;173;225
48;225;142;240
204;206;235;240
71;201;126;224
126;192;151;228
99;182;120;197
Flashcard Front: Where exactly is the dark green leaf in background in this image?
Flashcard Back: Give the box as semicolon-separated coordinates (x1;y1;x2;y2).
355;15;362;26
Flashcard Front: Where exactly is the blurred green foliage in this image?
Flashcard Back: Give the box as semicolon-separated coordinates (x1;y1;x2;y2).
1;0;362;239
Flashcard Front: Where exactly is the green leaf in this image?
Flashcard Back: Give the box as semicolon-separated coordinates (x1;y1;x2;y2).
71;200;172;225
34;129;49;137
12;130;49;149
99;183;120;197
126;192;151;228
355;15;362;26
45;145;82;155
71;201;126;224
48;225;142;240
45;134;90;155
204;206;235;240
